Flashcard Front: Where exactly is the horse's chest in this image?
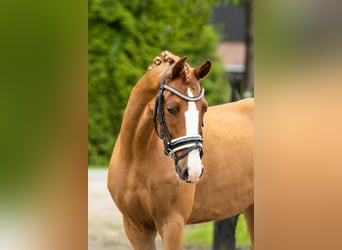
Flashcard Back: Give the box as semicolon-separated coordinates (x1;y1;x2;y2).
116;177;155;223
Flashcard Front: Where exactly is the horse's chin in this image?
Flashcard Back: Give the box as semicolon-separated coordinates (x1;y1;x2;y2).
187;174;201;183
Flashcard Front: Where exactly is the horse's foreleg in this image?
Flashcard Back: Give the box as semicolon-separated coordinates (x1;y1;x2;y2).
156;214;185;250
244;204;254;248
123;217;157;250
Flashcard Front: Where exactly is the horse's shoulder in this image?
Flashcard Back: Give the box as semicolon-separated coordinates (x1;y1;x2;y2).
208;98;254;113
240;97;254;107
238;98;254;114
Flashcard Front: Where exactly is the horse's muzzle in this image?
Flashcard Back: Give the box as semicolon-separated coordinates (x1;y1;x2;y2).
165;135;204;183
175;150;204;183
176;164;204;183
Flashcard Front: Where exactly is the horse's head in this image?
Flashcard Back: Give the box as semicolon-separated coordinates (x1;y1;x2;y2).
154;56;212;183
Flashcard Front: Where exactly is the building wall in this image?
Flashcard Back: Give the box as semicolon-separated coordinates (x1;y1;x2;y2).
212;3;246;42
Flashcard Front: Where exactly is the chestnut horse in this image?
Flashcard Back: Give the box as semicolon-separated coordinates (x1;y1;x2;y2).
108;51;254;250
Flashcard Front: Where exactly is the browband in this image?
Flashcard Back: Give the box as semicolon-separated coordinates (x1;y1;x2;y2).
163;85;205;102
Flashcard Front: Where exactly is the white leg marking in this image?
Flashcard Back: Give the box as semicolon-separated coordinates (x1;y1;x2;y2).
185;88;203;182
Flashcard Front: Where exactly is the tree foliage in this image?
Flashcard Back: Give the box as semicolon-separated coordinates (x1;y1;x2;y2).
89;0;229;166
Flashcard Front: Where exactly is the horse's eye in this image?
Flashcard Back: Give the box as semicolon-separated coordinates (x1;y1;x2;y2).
166;107;177;116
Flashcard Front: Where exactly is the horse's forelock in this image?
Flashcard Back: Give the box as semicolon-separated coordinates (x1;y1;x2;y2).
147;51;180;71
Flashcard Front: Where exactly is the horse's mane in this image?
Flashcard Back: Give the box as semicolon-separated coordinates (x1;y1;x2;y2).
148;51;192;84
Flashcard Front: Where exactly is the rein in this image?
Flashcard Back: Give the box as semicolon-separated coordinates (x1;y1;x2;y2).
153;66;205;164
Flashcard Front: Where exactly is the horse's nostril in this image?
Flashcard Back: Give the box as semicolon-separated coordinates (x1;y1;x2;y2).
183;169;189;181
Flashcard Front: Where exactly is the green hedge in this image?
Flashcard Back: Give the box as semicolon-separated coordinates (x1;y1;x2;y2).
89;0;230;166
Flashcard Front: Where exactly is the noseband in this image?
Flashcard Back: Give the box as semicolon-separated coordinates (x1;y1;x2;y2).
153;66;205;164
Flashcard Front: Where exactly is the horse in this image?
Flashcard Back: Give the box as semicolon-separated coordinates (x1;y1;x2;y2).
108;51;254;250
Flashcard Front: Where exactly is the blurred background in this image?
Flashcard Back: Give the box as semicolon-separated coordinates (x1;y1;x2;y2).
88;0;253;249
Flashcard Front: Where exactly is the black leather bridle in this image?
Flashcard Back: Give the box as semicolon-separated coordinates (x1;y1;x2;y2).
153;66;205;164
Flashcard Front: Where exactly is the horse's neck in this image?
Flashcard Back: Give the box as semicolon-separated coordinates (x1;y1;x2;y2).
119;72;161;155
120;101;155;146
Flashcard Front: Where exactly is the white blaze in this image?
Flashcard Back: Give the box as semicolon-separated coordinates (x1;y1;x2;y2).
185;88;203;182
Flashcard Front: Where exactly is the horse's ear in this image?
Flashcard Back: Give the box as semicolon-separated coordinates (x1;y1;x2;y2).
195;60;212;79
171;56;187;79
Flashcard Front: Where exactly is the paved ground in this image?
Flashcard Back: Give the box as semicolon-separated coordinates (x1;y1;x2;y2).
89;169;132;250
88;169;250;250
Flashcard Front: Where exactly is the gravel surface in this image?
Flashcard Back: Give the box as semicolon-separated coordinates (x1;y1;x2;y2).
88;169;134;250
88;168;250;250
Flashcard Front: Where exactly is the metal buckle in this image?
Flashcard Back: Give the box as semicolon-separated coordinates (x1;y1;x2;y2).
165;148;176;159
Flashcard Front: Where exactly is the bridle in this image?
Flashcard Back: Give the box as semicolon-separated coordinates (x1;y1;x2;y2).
153;66;205;165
